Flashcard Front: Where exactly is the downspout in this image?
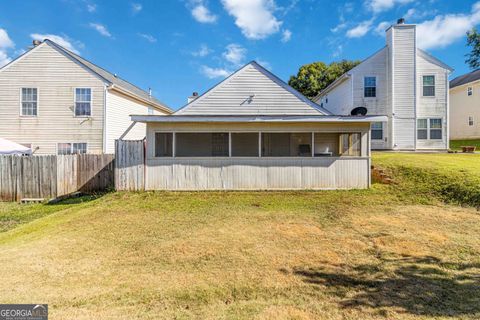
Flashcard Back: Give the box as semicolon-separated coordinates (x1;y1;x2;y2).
103;85;108;153
446;70;450;150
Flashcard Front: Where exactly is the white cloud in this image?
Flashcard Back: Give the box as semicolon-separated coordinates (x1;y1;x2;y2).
222;44;246;66
89;23;112;37
417;2;480;50
366;0;414;13
281;29;292;42
346;19;374;38
0;28;14;49
138;33;157;43
200;65;232;79
374;21;391;36
131;2;142;14
86;3;97;12
190;1;218;23
331;22;347;33
221;0;282;40
192;44;212;57
30;33;83;54
0;28;14;67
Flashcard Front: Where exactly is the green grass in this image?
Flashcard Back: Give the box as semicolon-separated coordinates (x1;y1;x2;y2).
0;153;479;319
450;139;480;151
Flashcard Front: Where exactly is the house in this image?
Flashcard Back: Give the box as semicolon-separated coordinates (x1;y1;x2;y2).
0;39;172;155
449;69;480;140
126;61;386;190
314;19;453;150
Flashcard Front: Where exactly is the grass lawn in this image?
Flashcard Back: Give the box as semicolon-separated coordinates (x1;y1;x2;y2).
0;153;479;319
450;139;480;151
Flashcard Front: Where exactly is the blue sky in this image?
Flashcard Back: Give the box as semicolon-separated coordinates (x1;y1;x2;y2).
0;0;479;109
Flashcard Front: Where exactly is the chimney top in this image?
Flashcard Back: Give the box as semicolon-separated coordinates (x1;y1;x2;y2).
32;40;42;46
188;92;199;103
397;18;405;24
192;92;199;97
148;87;152;98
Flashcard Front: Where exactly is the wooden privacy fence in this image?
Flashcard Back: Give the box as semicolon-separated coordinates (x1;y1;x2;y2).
115;139;145;191
0;154;114;202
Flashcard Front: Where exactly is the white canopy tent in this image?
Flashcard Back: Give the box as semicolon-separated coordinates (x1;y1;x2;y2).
0;138;32;155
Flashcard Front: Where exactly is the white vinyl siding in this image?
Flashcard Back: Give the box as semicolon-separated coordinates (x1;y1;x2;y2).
0;43;105;154
176;63;324;116
105;90;168;153
21;88;38;116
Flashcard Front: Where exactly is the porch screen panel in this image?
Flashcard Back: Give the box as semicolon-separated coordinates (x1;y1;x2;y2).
155;133;173;157
314;133;339;156
176;133;229;157
339;133;361;156
231;133;259;157
261;133;312;157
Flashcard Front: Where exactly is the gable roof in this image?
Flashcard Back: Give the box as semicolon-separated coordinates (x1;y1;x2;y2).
175;61;331;116
417;49;454;73
0;40;172;113
450;69;480;89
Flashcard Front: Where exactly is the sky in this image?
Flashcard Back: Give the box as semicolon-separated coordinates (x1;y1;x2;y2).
0;0;479;110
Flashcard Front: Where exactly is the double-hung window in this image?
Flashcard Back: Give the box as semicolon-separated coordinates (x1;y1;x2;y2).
364;77;376;98
468;87;473;96
75;88;92;117
371;122;383;140
423;76;435;97
21;88;38;116
57;143;88;155
469;116;474;126
417;118;442;140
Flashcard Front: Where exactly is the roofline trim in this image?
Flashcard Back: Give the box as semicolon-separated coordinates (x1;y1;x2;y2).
109;85;173;113
131;114;388;123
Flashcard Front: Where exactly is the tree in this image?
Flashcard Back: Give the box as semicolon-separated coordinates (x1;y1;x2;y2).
466;28;480;69
288;60;361;100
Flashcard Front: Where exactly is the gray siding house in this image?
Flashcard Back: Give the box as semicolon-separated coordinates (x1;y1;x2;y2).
129;62;386;190
315;20;453;150
0;39;171;155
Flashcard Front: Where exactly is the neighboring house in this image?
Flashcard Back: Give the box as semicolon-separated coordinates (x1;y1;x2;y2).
449;69;480;140
128;61;386;190
0;39;172;155
314;19;453;150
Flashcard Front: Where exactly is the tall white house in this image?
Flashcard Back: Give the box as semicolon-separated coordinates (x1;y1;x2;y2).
0;39;172;155
314;19;453;150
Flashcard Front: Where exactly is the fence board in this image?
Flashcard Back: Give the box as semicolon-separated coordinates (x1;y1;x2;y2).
115;140;144;191
0;154;114;202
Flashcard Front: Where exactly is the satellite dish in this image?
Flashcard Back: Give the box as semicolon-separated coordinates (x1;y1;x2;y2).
351;107;368;116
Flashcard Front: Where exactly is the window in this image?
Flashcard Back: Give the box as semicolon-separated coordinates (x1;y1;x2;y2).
417;118;442;140
57;143;87;155
468;87;473;96
364;77;376;98
326;98;329;104
417;119;428;140
231;133;259;157
371;122;383;140
155;133;173;157
423;76;435;97
429;119;442;139
314;133;339;156
21;88;38;116
469;116;474;126
176;133;228;157
75;88;92;116
262;133;311;157
339;133;361;156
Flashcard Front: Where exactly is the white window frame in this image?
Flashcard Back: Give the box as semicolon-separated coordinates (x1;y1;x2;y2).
371;122;383;140
469;116;474;126
364;76;377;98
74;88;92;117
20;87;39;117
468;87;473;96
417;118;443;140
56;142;88;155
422;75;436;97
